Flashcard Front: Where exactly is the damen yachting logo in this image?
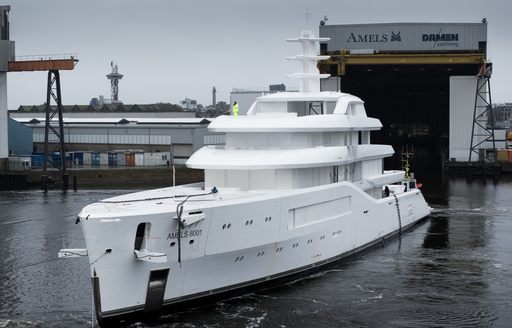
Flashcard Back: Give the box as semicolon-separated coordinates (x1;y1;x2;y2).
422;27;459;48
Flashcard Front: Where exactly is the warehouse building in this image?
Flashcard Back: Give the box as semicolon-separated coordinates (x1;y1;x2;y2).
318;20;491;168
12;116;222;165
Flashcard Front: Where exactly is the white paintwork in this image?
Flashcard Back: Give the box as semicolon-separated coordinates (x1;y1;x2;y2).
207;114;381;132
187;144;393;170
72;31;431;322
286;31;330;93
0;72;7;159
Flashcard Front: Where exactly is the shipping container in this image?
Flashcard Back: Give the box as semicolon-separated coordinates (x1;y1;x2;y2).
70;152;84;167
116;152;126;166
83;152;92;165
125;153;135;166
135;153;144;166
99;153;109;166
51;153;63;167
8;157;31;171
108;152;117;167
497;149;508;161
91;152;101;166
143;152;170;166
31;154;44;167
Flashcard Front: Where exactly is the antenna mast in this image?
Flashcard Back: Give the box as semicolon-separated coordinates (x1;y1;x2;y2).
106;61;123;103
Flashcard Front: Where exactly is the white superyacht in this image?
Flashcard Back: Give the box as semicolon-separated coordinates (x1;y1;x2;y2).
61;31;431;325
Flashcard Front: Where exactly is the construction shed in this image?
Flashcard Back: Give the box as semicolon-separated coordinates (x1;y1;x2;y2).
318;21;492;169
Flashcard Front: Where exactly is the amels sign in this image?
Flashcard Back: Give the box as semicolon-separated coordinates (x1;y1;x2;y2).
346;31;402;43
320;23;486;52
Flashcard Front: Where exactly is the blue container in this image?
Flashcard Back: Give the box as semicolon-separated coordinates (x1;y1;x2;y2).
31;154;44;167
91;152;101;166
108;152;117;166
71;152;84;167
52;153;63;167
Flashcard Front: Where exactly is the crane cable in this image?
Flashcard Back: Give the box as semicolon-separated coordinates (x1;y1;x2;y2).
175;187;218;267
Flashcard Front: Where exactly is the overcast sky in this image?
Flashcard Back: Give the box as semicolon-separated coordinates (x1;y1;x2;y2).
5;0;512;109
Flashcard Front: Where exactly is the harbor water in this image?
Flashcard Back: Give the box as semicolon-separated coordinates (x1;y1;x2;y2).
0;176;511;327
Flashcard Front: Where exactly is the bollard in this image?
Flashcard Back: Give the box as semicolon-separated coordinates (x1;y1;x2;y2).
73;175;78;191
172;165;176;187
63;173;69;190
42;175;48;192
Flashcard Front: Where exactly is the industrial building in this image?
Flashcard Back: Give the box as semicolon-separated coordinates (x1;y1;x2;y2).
494;103;512;129
317;20;492;168
8;102;223;164
12;116;220;165
9;103;195;119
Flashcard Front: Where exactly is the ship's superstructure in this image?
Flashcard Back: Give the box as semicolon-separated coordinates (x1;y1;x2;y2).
63;31;431;325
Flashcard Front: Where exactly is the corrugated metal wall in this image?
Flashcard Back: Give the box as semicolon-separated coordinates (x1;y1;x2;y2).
8;117;32;155
320;23;486;52
320;77;341;92
30;124;209;160
449;76;486;161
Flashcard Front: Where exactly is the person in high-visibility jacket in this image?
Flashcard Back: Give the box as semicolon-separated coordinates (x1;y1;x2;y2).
232;101;239;118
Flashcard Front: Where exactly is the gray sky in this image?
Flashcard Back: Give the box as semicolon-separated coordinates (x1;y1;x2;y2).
5;0;512;109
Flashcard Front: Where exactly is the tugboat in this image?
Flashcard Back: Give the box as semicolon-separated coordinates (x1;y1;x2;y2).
60;31;431;326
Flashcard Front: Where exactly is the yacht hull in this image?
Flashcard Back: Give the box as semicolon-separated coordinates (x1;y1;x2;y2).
79;182;431;326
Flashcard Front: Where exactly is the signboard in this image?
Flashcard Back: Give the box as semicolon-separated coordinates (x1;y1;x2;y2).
320;23;487;52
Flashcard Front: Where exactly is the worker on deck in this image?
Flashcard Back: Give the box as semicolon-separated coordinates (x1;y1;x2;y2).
232;101;239;118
